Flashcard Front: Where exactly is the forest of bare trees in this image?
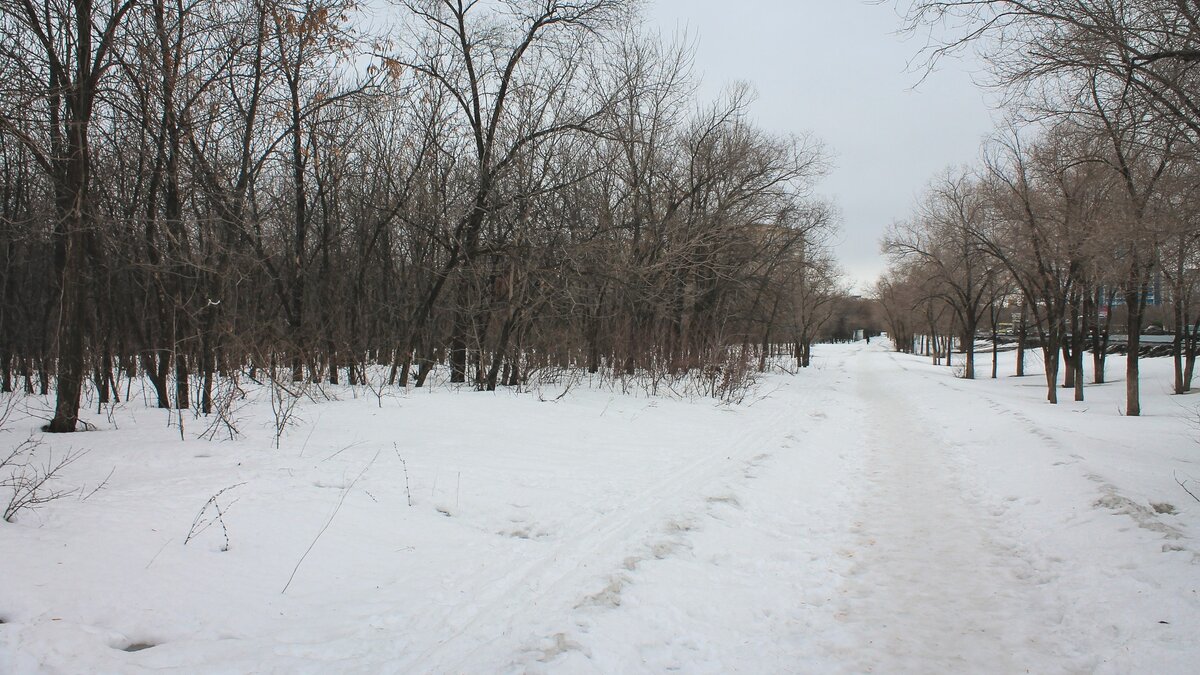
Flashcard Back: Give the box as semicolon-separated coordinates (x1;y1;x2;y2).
0;0;847;432
878;0;1200;416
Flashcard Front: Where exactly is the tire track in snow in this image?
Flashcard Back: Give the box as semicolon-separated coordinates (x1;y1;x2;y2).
518;359;866;672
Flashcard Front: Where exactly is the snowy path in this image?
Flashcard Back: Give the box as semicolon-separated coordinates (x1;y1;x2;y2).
522;345;1197;673
830;351;1061;672
548;344;1075;674
2;343;1198;673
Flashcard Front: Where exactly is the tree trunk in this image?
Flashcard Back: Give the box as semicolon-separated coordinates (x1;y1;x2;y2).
142;352;171;409
1;348;11;393
485;309;520;391
962;323;976;379
93;359;109;405
21;357;33;394
1043;327;1060;405
47;166;90;432
414;349;433;388
1062;342;1074;389
1185;317;1200;391
201;352;214;415
1126;297;1144;416
1173;298;1185;395
175;351;189;410
1092;290;1114;384
1016;325;1026;377
449;312;467;384
991;324;998;380
1072;339;1084;402
398;352;412;387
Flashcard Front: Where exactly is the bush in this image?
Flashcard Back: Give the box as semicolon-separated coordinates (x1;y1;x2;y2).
2;435;84;522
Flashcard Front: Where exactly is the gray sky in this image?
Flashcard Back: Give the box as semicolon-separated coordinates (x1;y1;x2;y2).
646;0;1000;292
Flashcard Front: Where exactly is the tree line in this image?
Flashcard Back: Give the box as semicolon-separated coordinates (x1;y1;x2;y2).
878;0;1200;416
0;0;846;432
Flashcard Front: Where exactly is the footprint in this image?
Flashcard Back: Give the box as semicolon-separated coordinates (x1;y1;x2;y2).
577;575;628;608
529;632;585;663
114;641;157;653
705;494;742;508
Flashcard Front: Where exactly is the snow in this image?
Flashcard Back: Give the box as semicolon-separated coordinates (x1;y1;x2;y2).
1;342;1198;673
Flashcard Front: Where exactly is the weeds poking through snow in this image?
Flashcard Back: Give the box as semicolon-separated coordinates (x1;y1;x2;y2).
517;349;762;404
532;368;583;402
364;369;391;408
79;466;115;502
184;482;246;551
270;382;303;449
2;435;85;522
262;370;307;449
322;440;366;463
199;374;247;441
281;449;380;594
144;537;174;570
0;391;22;429
393;443;412;507
1177;471;1200;503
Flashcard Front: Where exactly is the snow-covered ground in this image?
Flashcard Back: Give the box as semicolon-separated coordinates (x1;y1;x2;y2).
1;342;1198;673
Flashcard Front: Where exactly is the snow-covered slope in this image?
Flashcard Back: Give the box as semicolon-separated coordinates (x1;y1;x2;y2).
1;343;1197;673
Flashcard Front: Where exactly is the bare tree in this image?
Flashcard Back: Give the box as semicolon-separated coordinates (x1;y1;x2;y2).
885;170;1000;379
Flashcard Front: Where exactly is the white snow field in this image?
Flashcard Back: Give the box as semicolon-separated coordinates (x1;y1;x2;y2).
1;341;1198;673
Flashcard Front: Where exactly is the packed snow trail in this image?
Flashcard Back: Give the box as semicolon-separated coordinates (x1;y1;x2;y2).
542;343;1078;674
525;343;1197;673
827;348;1070;672
1;342;1197;673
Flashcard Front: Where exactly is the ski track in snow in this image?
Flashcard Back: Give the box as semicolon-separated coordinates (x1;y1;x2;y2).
412;400;798;673
1;342;1198;673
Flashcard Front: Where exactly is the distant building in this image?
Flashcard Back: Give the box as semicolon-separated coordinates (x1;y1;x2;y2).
1099;274;1164;308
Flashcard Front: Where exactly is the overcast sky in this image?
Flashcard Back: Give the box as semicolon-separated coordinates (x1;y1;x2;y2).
646;0;1000;292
